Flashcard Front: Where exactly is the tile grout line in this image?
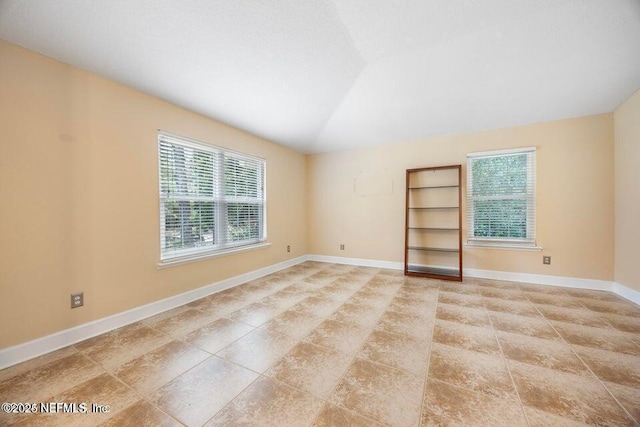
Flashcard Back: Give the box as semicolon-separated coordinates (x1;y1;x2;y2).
101;334;287;426
314;403;385;427
182;273;326;354
218;272;435;426
199;370;264;425
584;302;640;352
499;282;640;425
305;275;391;427
263;268;378;425
564;346;640;426
7;264;639;426
417;283;441;427
103;369;186;426
80;348;186;425
0;347;80;385
106;280;305;425
205;268;367;427
199;267;337;425
306;276;427;426
1;352;110;425
519;284;633;423
0;266;323;424
481;291;532;427
299;280;387;426
180;316;258;353
529;303;640;426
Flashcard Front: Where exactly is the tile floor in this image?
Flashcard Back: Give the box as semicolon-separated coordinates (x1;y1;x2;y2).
1;262;639;426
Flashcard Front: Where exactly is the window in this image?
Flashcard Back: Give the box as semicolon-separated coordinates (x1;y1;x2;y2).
466;147;536;248
158;131;266;261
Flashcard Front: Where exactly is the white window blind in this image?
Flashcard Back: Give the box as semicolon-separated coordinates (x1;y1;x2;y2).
467;147;536;246
158;131;265;260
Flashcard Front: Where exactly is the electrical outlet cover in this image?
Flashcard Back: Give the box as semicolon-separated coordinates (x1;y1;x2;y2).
71;292;84;308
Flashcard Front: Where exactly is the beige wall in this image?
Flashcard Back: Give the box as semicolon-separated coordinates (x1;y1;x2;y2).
614;88;640;292
0;37;625;350
0;40;308;348
308;115;615;281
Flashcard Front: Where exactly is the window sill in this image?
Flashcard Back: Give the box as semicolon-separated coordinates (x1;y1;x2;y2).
464;242;542;251
157;242;272;269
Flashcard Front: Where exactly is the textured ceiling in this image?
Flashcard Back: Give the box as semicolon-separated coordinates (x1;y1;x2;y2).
1;0;639;153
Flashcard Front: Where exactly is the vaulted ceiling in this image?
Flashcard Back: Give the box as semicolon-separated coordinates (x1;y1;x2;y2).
1;0;639;153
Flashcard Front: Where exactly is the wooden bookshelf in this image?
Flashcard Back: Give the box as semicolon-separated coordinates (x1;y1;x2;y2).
404;165;462;281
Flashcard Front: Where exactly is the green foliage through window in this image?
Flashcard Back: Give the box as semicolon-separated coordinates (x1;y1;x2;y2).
159;134;265;259
467;150;535;243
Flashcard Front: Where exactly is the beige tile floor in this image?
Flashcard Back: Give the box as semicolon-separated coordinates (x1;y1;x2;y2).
1;261;639;426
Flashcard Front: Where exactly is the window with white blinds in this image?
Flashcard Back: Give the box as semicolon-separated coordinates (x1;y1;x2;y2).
467;147;536;247
158;131;265;261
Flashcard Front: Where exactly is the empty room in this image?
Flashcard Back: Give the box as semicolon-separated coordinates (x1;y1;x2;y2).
1;1;639;426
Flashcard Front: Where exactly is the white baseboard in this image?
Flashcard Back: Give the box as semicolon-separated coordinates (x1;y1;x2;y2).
0;255;307;370
612;282;640;306
463;269;640;306
307;254;403;270
2;254;639;370
308;254;639;306
463;268;612;291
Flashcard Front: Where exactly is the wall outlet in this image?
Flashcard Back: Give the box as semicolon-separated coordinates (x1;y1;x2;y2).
287;245;290;253
71;292;84;308
543;256;551;265
340;244;345;250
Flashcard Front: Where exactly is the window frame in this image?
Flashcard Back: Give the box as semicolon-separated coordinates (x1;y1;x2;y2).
157;131;267;265
466;147;538;250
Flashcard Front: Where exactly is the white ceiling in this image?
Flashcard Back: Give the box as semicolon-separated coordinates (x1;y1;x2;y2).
1;0;639;153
